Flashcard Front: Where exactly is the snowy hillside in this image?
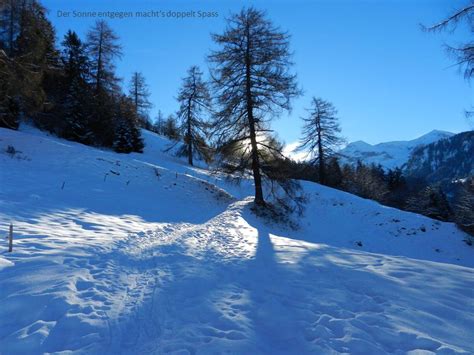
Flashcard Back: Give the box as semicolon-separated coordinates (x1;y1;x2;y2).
1;126;473;354
339;130;454;169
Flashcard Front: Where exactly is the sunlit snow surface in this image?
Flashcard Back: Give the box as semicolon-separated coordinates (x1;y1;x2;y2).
0;126;473;354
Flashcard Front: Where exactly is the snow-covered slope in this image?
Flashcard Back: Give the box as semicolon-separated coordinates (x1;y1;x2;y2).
0;126;473;354
339;130;454;169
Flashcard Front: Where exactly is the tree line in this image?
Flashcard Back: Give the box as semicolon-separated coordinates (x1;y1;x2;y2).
0;0;146;152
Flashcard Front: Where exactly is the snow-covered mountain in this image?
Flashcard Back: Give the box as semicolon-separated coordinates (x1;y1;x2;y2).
0;126;473;354
405;130;474;183
339;130;454;169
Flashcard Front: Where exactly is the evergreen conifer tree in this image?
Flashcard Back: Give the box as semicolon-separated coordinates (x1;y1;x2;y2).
58;30;93;143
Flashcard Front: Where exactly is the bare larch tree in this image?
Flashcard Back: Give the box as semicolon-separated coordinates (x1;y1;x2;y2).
86;20;122;93
85;20;123;146
425;1;474;118
128;71;152;125
176;65;211;165
209;7;300;206
298;97;344;184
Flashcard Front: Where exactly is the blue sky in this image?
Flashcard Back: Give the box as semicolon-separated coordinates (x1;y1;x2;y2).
43;0;472;145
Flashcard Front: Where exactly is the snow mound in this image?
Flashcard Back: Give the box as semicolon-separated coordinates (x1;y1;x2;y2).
0;256;14;271
0;126;473;354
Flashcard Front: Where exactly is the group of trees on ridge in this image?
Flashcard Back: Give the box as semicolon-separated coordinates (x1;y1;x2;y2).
1;1;473;233
0;0;144;152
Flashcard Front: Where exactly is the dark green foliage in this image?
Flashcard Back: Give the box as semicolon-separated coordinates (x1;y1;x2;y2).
54;30;93;143
384;167;408;207
325;157;343;188
88;90;114;146
113;95;144;153
62;30;89;79
0;1;144;154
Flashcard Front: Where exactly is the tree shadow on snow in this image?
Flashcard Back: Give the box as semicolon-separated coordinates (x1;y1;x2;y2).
3;200;473;354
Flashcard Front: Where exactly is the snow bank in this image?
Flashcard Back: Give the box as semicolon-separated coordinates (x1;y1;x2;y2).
0;256;13;271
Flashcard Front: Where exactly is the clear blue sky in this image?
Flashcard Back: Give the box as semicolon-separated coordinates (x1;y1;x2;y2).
43;0;473;145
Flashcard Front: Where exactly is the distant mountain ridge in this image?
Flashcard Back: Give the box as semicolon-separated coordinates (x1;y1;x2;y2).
339;130;455;170
405;130;474;183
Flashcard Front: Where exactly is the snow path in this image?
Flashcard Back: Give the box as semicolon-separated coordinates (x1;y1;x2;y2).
105;201;474;355
3;199;471;354
1;126;473;354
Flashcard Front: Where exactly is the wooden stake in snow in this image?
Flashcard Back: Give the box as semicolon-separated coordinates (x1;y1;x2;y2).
8;223;13;252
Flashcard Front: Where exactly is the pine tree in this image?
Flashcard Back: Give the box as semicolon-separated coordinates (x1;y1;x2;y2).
384;167;408;208
386;168;405;191
128;71;152;127
113;95;144;153
209;7;301;206
58;30;93;143
326;157;343;188
176;66;211;165
62;30;89;79
297;97;344;185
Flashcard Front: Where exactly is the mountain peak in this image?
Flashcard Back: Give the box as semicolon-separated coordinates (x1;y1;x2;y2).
340;129;455;169
345;140;373;149
412;130;454;146
423;129;453;137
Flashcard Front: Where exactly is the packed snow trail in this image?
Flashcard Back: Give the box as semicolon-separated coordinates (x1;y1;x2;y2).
3;199;472;354
1;126;473;354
